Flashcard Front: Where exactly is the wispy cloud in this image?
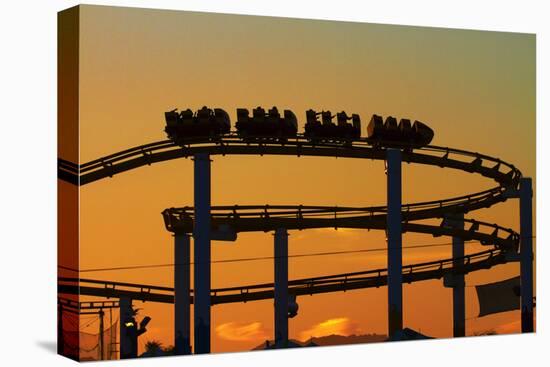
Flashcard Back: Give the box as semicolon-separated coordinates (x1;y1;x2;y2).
215;321;269;342
299;317;362;340
493;319;525;335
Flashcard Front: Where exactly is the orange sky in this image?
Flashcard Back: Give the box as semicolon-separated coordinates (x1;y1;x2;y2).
60;5;535;355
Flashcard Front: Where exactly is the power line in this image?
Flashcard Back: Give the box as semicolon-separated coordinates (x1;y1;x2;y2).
80;316;99;330
58;239;480;273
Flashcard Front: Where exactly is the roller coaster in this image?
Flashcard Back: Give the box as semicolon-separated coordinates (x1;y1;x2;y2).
58;134;518;186
57;108;534;359
58;247;508;306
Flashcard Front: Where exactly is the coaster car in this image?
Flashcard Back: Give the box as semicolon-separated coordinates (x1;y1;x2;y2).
367;114;433;148
164;106;230;145
304;109;361;142
235;106;298;140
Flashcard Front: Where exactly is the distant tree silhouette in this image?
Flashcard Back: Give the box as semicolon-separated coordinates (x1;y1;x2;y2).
144;340;163;355
141;340;175;357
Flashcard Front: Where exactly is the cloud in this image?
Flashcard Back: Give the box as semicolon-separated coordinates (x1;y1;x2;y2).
215;321;269;342
494;320;520;334
299;317;362;340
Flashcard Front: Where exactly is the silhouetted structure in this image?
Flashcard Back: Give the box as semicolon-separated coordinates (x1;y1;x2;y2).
235;106;298;140
274;228;289;347
57;298;119;361
162;106;433;148
193;153;212;354
368;114;434;147
119;298;151;359
386;148;403;338
164;107;230;144
387;328;433;341
442;213;466;337
174;233;192;355
519;178;534;333
57;109;534;360
304;109;361;141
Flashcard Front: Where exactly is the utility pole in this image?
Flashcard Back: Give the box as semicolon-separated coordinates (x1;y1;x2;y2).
99;309;105;360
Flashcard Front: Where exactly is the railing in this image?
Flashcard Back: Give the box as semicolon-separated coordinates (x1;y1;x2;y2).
58;134;521;186
57;246;511;305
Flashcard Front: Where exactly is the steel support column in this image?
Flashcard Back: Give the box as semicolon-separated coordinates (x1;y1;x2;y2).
450;213;465;337
174;233;191;355
194;153;212;353
519;177;534;333
386;148;403;338
274;228;289;347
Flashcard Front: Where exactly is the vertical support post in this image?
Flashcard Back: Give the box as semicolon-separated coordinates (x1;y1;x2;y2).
119;297;133;359
274;228;289;347
519;177;534;333
194;153;211;353
57;304;64;355
450;213;465;337
174;233;192;355
99;309;105;360
109;308;113;360
386;148;403;338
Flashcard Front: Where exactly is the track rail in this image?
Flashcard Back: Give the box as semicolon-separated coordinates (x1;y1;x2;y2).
59;297;120;310
56;134;524;313
58;134;521;187
162;197;516;243
58;136;522;249
58;248;509;305
58;213;519;304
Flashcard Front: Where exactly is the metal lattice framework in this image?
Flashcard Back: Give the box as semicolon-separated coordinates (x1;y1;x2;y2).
58;134;523;310
58;134;521;187
58;247;508;306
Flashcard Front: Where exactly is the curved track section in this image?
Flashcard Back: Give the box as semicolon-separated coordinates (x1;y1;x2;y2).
163;206;518;251
56;134;523;311
58;248;509;305
58;217;518;305
58;134;521;188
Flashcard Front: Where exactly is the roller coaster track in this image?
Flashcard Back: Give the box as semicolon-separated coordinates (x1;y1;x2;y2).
57;133;523;308
162;203;518;249
58;134;521;188
58;247;510;305
59;297;120;310
58;297;119;314
59;214;519;303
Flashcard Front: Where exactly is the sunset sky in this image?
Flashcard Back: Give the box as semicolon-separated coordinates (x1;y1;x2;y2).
61;5;535;354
